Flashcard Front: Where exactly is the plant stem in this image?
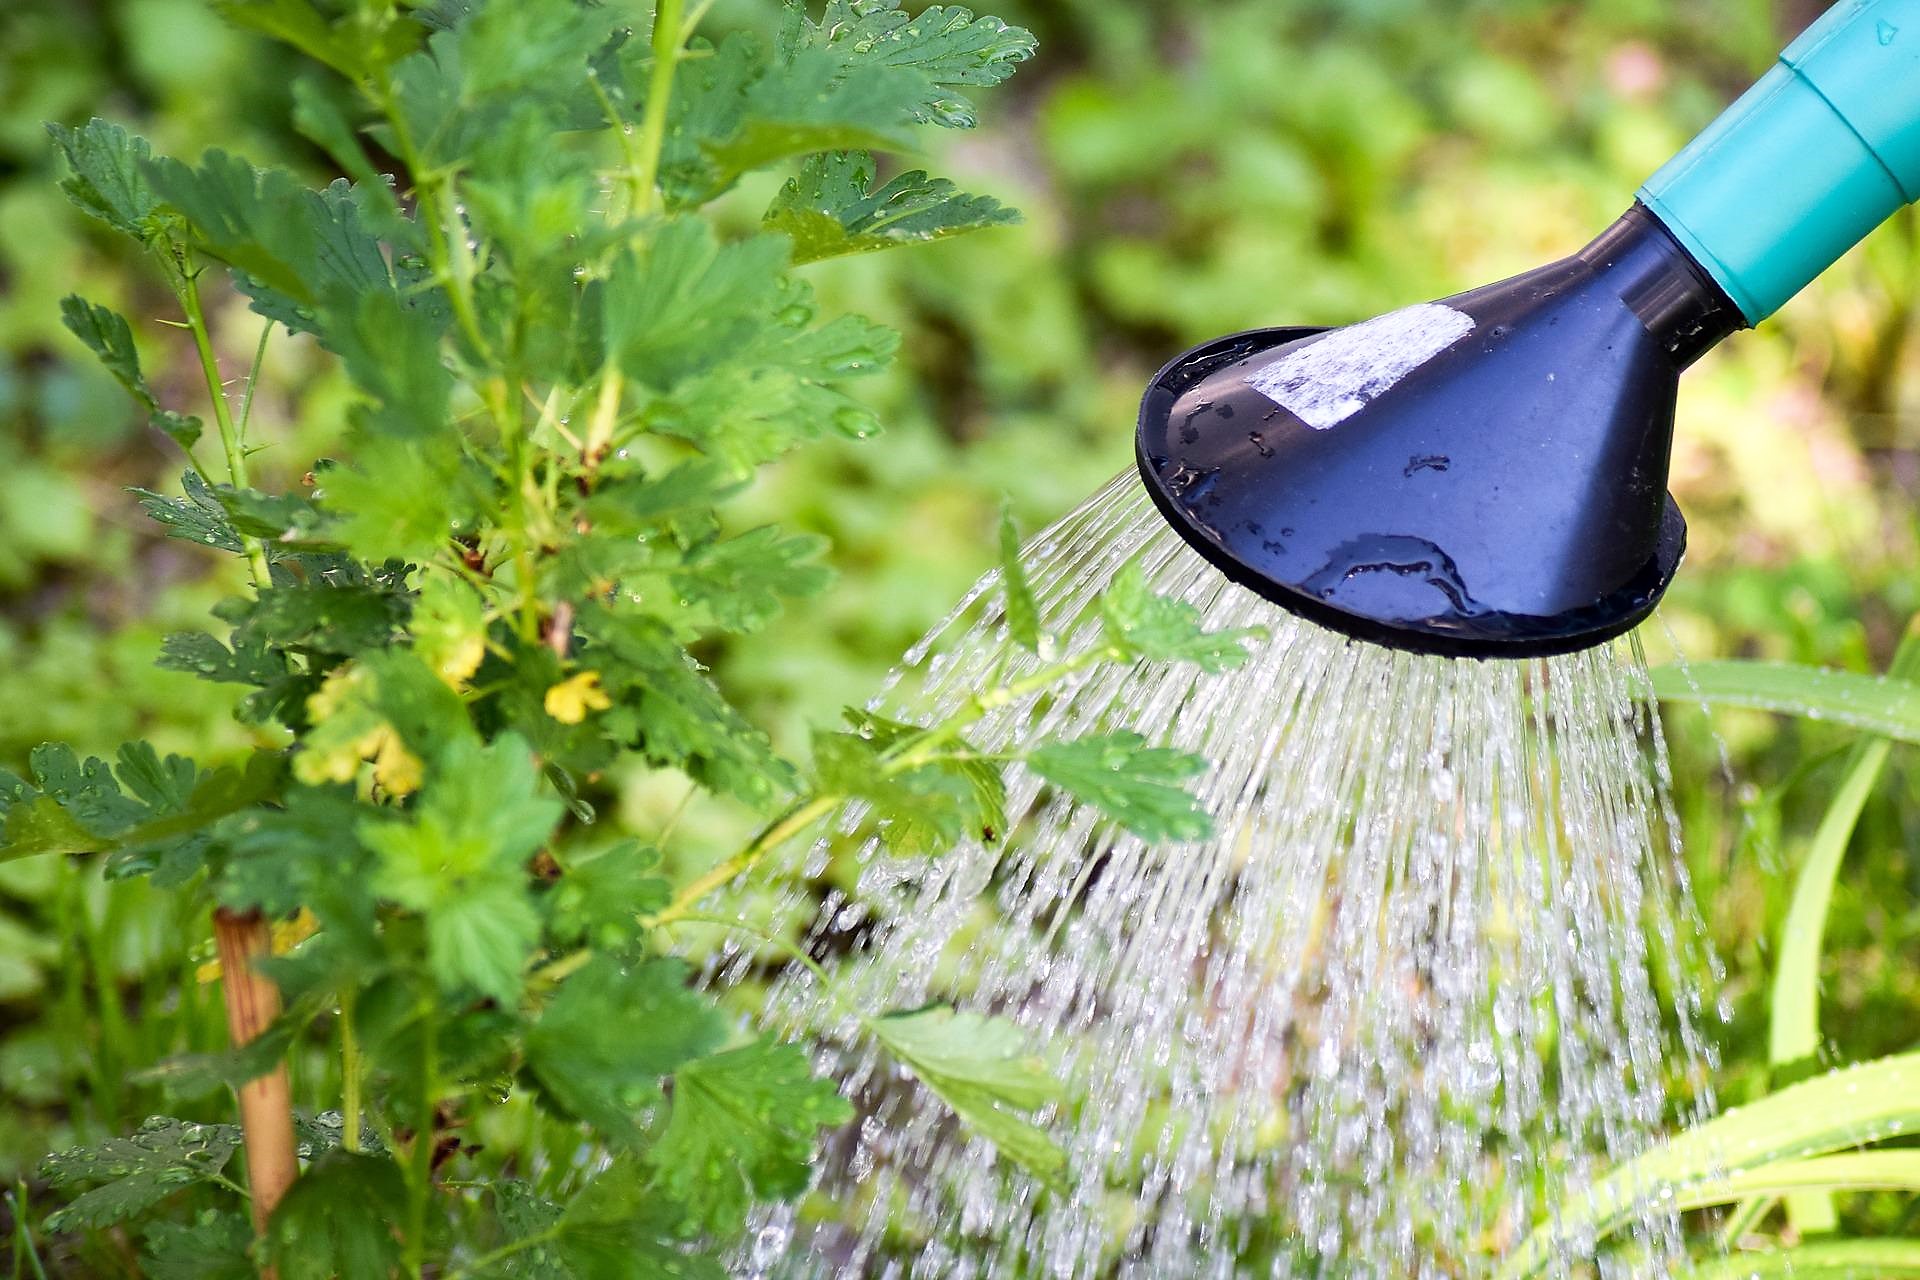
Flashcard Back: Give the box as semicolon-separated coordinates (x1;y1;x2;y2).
211;910;297;1249
9;1183;49;1280
440;1222;565;1280
237;319;274;447
178;268;273;588
644;645;1113;928
630;0;688;216
340;985;362;1154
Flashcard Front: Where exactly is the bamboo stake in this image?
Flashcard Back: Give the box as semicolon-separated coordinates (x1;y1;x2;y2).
212;908;297;1246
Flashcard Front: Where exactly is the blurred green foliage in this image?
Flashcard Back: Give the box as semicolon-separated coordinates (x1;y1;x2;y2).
0;0;1917;1262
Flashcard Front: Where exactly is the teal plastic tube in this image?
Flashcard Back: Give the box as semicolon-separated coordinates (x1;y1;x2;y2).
1639;0;1920;323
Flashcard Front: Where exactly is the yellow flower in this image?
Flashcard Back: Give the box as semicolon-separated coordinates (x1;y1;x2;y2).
545;670;612;724
295;665;424;796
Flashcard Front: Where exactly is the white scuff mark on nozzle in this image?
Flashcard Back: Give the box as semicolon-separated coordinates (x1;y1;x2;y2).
1246;302;1476;430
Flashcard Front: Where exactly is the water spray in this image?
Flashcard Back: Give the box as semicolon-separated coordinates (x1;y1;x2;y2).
1142;0;1920;658
744;4;1920;1274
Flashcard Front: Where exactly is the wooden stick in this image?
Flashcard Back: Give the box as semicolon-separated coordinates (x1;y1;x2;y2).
212;908;298;1243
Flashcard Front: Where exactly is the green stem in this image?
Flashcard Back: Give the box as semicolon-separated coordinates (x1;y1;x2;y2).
340;986;362;1154
178;267;272;589
644;645;1113;928
9;1183;49;1280
237;319;274;447
630;0;688;216
403;1005;437;1280
440;1223;565;1280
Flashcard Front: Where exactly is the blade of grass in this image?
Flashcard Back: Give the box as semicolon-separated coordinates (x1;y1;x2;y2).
1500;1052;1920;1278
1645;661;1920;743
1679;1238;1920;1278
1747;621;1920;1234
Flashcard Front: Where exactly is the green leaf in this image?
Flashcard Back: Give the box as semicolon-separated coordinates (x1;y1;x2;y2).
767;150;1018;265
0;742;284;883
579;606;798;806
1678;1240;1920;1279
1027;731;1211;842
546;1161;730;1279
59;296;202;448
542;843;671;950
866;1005;1067;1186
1748;622;1920;1234
786;0;1037;128
814;727;975;856
141;1210;255;1280
1499;1052;1920;1278
843;708;1008;843
997;502;1042;652
213;0;417;81
46;119;169;239
41;1117;242;1232
1100;561;1262;672
658;34;922;207
136;983;335;1097
674;526;832;634
158;631;283;686
526;956;726;1141
130;471;245;554
265;1150;406;1280
596;221;897;470
1645;660;1920;743
222;569;411;660
146;152;394;331
359;734;562;1004
647;1040;852;1237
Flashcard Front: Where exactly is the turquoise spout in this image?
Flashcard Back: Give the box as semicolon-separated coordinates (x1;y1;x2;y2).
1640;0;1920;323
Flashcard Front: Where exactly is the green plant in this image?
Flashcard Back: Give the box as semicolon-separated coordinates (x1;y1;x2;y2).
4;2;1259;1274
1506;644;1920;1274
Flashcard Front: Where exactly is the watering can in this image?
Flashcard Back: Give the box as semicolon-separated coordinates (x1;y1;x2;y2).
1137;0;1920;657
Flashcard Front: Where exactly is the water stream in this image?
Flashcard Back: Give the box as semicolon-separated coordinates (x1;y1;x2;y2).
718;473;1723;1278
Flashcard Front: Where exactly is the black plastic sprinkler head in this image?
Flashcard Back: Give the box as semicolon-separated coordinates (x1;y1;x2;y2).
1138;0;1920;659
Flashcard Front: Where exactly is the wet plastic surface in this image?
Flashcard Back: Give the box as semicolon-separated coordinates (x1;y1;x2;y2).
1135;206;1742;658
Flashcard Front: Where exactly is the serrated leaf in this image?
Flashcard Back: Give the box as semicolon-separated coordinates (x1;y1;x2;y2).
867;1004;1066;1185
265;1150;407;1280
647;1040;851;1237
130;471;245;554
0;742;283;883
158;631;284;687
359;733;561;1004
997;502;1041;651
141;1210;255;1280
814;727;975;856
46;119;169;239
786;0;1037;128
41;1117;242;1232
146;152;394;332
579;606;798;805
767;150;1018;265
674;526;832;634
1100;561;1262;672
549;1161;731;1280
658;34;923;207
214;0;417;81
840;707;1007;844
526;956;726;1142
59;295;203;447
411;572;489;688
542;842;671;949
1027;731;1211;842
600;224;896;468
